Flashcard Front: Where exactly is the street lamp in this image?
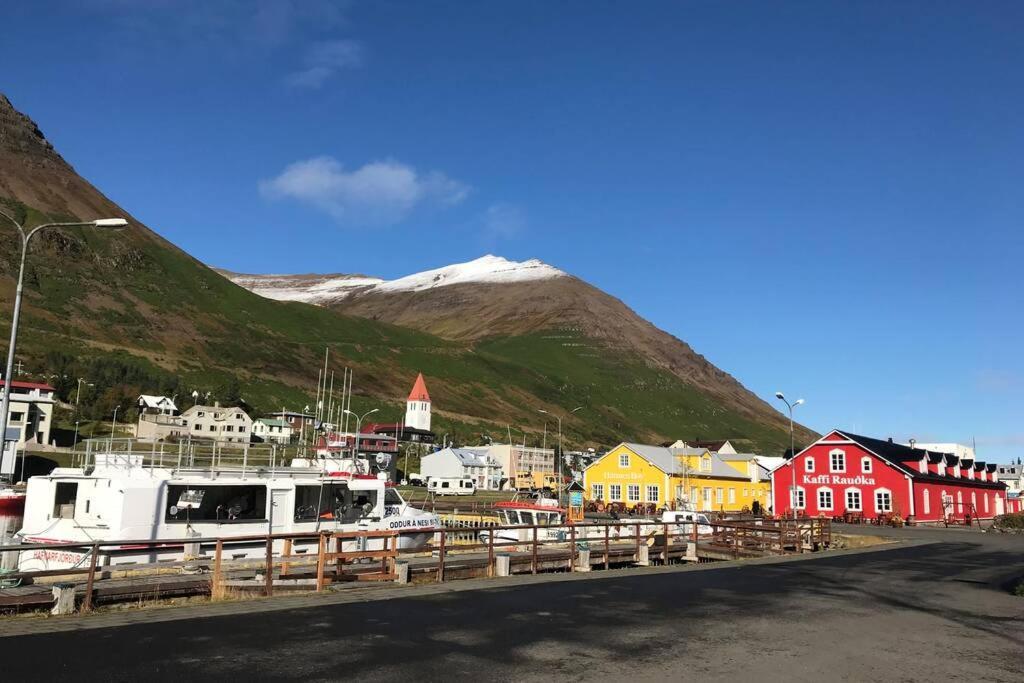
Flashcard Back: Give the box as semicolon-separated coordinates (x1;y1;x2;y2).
539;406;583;503
111;404;120;442
775;392;805;521
0;210;126;473
343;408;378;460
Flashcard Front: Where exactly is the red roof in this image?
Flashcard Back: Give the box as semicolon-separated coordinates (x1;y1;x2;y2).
407;373;430;402
0;380;55;391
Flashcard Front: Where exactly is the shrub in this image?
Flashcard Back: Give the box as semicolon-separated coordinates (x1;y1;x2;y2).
993;512;1024;531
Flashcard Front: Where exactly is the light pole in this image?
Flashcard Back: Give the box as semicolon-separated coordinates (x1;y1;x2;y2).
774;392;805;521
75;378;92;409
111;404;120;442
0;211;126;476
72;420;80;451
343;408;378;460
539;406;582;502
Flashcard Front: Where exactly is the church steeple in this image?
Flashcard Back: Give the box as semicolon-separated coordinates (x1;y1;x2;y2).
405;373;431;431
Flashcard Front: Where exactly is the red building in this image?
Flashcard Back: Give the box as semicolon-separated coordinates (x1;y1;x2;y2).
771;430;1010;524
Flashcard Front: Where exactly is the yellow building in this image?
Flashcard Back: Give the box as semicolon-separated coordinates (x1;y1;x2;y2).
583;443;771;512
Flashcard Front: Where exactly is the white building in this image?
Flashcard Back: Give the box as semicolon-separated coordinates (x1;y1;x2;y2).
421;447;503;490
179;404;253;444
404;373;431;432
472;443;556;490
994;461;1024;495
910;442;976;461
136;395;185;441
0;380;54;448
252;418;292;445
671;439;738;455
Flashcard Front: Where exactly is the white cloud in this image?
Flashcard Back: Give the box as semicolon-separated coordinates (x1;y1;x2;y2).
260;156;470;225
481;203;526;240
286;39;362;89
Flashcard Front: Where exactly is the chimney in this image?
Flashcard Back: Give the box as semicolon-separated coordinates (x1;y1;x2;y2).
909;439;916;449
888;437;893;443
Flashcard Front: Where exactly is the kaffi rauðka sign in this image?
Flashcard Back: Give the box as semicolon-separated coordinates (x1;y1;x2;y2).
802;474;876;486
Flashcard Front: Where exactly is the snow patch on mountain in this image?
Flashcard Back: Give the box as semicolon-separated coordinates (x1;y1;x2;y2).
375;255;566;293
225;255;566;304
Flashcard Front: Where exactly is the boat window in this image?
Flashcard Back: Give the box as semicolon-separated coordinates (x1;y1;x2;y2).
53;482;78;518
165;484;267;523
504;510;520;525
520;511;535;526
384;488;403;506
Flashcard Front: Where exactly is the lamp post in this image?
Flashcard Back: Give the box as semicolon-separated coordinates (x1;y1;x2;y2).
774;392;805;521
539;406;582;504
0;211;126;477
343;408;378;460
111;404;120;444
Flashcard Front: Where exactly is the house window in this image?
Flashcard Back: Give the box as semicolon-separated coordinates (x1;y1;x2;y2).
919;458;927;474
592;484;604;501
627;485;641;503
193;424;200;431
10;412;23;422
846;488;862;511
923;489;930;515
225;425;234;432
700;456;712;473
830;449;846;473
861;457;872;474
609;484;622;501
197;412;205;417
618;453;630;468
971;491;977;512
239;426;246;433
875;489;893;513
818;488;833;510
645;485;659;503
208;425;216;432
728;488;736;504
689;486;698;503
702;487;712;504
984;492;989;513
956;491;963;513
715;487;723;504
791;487;806;510
805;457;815;473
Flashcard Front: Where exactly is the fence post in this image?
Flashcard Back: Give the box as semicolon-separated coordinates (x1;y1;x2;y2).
212;540;224;600
488;526;495;577
663;522;670;564
634;522;641;561
81;543;99;612
570;525;577;573
532;526;538;575
437;529;446;583
264;536;274;596
604;524;610;570
316;534;327;591
281;538;292;577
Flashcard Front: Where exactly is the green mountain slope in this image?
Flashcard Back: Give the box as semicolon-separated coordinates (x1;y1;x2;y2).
0;93;810;453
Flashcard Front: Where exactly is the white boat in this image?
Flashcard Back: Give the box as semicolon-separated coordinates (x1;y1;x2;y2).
479;496;713;546
15;450;440;572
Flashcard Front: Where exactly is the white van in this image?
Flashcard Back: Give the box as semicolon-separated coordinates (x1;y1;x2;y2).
428;477;477;496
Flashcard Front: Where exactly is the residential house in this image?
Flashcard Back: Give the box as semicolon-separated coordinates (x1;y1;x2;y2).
136;395;185;441
251;418;292;445
583;443;772;512
179;404;253;444
421;447;503;490
265;410;315;436
0;380;54;448
670;439;738;455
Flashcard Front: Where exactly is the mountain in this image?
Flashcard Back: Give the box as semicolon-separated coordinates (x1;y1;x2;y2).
224;256;817;450
0;92;813;452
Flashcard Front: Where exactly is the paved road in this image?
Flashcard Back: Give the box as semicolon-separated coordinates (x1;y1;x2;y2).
1;526;1022;681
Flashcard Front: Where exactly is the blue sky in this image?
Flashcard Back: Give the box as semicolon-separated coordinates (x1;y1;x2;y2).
2;1;1022;459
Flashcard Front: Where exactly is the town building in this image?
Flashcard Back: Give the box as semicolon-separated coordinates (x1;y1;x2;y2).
910;442;976;461
316;431;399;455
421;447;503;490
136;395;186;441
265;410;315;437
1;426;22;478
472;443;557;490
670;439;738;455
363;422;435;444
178;404;253;444
770;430;1010;523
0;380;55;448
994;461;1024;495
251;418;293;445
404;373;431;432
583;443;771;512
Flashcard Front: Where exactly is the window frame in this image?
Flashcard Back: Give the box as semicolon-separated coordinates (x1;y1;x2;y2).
592;484;604;501
804;457;815;473
618;453;630;468
790;486;806;510
609;484;622;502
845;487;862;512
817;487;833;511
627;484;641;503
861;457;872;474
645;484;659;503
829;449;846;473
874;488;893;513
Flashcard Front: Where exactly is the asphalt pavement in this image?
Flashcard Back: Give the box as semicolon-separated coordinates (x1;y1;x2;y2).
1;525;1022;681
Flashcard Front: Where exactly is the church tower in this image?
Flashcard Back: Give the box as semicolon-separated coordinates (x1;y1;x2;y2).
404;373;431;431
